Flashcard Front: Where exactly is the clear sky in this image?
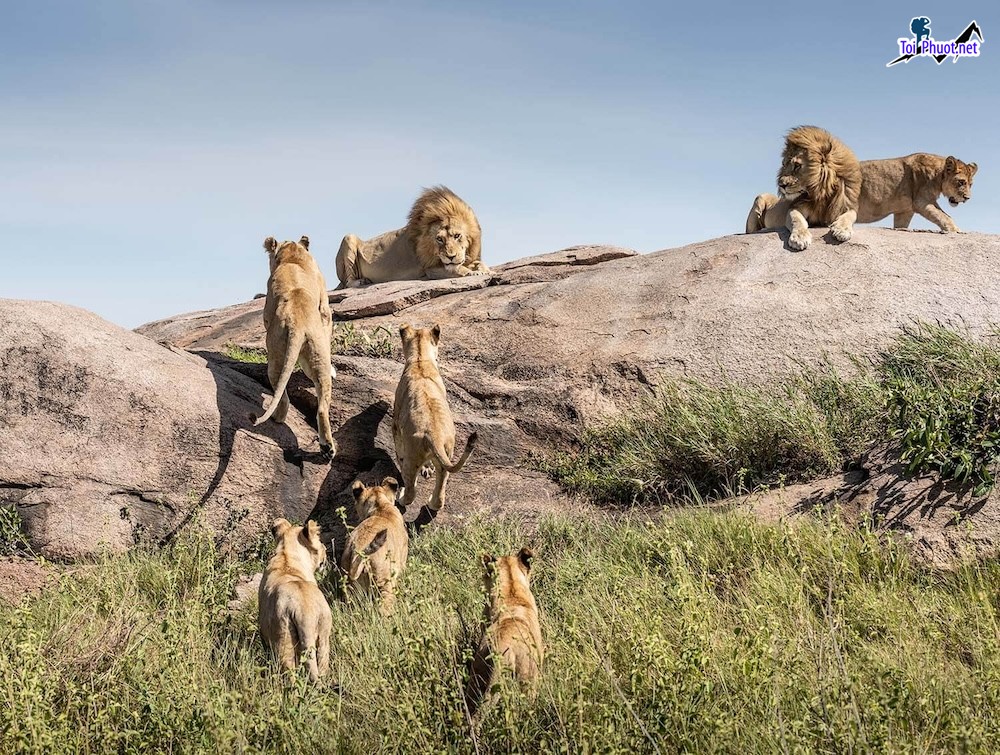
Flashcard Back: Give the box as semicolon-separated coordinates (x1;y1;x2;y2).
3;1;995;327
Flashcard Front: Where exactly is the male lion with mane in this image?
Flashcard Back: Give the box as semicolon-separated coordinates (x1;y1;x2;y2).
745;125;862;251
336;185;490;288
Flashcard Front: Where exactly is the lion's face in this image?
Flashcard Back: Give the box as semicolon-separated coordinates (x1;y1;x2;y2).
943;156;977;207
427;218;472;267
776;148;810;201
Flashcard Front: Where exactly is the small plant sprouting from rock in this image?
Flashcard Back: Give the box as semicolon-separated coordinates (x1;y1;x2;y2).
222;325;393;365
331;323;394;359
222;343;268;364
0;506;28;555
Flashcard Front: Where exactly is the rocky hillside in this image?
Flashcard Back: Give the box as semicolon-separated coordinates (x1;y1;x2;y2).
4;227;1000;561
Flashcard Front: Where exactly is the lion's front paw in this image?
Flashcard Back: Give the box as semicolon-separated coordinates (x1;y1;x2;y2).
420;464;434;479
830;223;853;243
788;229;812;251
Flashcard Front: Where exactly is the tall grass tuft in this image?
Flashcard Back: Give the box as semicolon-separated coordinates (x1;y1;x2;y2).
549;323;1000;504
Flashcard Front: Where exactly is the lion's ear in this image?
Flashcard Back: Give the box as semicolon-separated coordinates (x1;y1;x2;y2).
351;480;366;500
271;518;291;540
263;236;278;254
431;324;441;344
968;162;978;177
945;156;957;175
381;476;400;494
481;553;497;572
299;235;310;250
399;324;413;343
305;519;321;539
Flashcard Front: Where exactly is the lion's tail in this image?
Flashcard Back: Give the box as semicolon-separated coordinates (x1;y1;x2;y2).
253;330;304;426
429;431;478;474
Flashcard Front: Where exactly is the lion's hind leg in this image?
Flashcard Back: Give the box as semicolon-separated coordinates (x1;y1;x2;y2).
336;234;371;289
746;193;782;234
893;210;914;229
300;334;336;460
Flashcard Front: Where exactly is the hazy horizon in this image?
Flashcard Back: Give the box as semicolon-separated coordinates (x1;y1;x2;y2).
3;1;995;327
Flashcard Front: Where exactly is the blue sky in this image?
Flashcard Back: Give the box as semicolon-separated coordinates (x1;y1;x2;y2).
3;1;995;327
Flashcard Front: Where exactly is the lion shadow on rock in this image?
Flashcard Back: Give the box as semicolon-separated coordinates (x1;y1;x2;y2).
749;226;850;253
159;354;312;545
308;400;399;558
791;450;989;530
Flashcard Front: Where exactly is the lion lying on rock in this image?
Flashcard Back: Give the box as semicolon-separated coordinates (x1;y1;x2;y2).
335;186;491;288
745;125;862;251
748;148;977;237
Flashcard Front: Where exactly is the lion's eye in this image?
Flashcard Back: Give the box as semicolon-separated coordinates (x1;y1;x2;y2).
453;233;462;240
957;180;966;187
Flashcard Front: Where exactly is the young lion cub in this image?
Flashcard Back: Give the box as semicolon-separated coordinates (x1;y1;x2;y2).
255;235;336;460
340;476;409;615
392;324;478;513
258;518;332;683
465;548;544;712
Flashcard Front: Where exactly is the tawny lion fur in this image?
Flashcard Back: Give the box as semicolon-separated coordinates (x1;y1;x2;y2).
465;548;543;713
392;324;478;514
856;154;978;232
340;477;409;615
744;126;862;251
336;186;490;288
255;235;336;459
258;518;332;683
748;153;977;236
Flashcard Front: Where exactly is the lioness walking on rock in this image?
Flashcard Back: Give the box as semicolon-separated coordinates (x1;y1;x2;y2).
258;518;332;683
465;548;544;713
856;154;978;232
255;235;336;460
341;476;409;615
392;323;477;513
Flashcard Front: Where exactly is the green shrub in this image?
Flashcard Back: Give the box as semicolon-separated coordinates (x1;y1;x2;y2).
331;323;394;359
882;323;1000;495
549;323;1000;504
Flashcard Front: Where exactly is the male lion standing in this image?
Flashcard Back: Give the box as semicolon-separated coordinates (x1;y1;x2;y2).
336;186;491;288
255;235;336;460
745;125;862;251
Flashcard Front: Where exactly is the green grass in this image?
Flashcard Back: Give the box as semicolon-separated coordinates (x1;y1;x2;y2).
549;323;1000;504
222;343;269;364
222;325;394;366
2;512;999;753
331;323;395;359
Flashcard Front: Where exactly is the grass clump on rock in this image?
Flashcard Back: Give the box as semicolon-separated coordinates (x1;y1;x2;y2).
550;323;1000;504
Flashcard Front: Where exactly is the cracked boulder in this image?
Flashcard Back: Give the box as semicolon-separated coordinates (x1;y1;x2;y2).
0;300;327;560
